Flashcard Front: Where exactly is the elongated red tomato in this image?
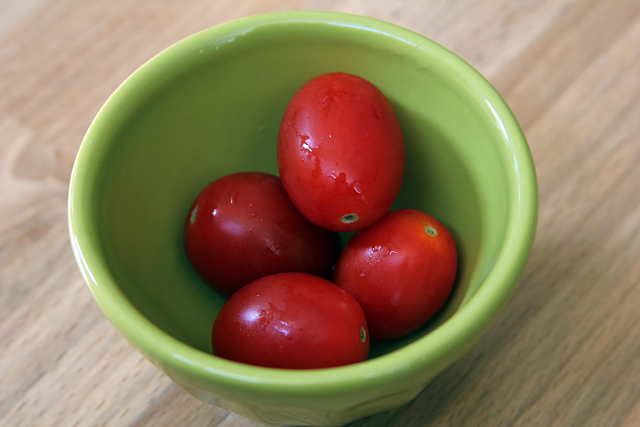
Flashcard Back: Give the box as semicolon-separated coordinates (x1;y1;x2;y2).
277;72;405;232
184;172;340;297
334;209;457;340
212;272;370;369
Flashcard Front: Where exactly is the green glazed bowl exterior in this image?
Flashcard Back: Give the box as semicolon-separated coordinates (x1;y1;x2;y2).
68;11;538;427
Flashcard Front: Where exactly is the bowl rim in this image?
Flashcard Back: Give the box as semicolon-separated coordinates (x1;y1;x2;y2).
68;10;538;394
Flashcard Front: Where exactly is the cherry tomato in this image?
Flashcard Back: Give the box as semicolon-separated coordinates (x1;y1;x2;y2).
212;272;370;369
277;72;405;232
333;209;457;340
184;172;340;297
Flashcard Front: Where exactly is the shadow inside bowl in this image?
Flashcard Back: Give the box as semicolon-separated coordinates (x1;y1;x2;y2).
367;101;483;358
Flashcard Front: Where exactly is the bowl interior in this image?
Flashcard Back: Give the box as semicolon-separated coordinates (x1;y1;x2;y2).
74;15;519;360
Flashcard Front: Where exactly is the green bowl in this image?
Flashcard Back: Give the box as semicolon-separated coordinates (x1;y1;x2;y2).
68;11;537;427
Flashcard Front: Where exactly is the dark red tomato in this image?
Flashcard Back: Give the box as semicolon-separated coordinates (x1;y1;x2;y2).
184;172;340;297
333;209;457;340
277;72;405;232
212;272;370;369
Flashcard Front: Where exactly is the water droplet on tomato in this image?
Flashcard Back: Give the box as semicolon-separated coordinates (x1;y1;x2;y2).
229;190;238;204
300;135;313;153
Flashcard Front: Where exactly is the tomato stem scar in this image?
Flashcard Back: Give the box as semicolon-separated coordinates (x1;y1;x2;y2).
424;226;437;236
360;326;367;343
341;213;359;224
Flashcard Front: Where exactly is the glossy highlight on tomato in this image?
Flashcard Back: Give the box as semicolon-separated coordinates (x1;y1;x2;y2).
334;209;458;340
184;172;340;297
277;72;405;232
212;272;370;369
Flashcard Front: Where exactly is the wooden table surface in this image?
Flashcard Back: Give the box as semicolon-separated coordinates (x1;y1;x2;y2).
2;1;640;426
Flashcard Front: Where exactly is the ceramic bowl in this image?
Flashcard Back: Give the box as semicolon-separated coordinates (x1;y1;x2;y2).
69;11;537;426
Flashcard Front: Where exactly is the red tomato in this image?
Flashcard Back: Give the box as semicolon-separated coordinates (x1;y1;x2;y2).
333;209;457;340
184;172;340;297
277;72;405;232
212;272;370;369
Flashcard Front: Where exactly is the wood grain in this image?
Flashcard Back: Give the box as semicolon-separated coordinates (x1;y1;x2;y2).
2;1;640;426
